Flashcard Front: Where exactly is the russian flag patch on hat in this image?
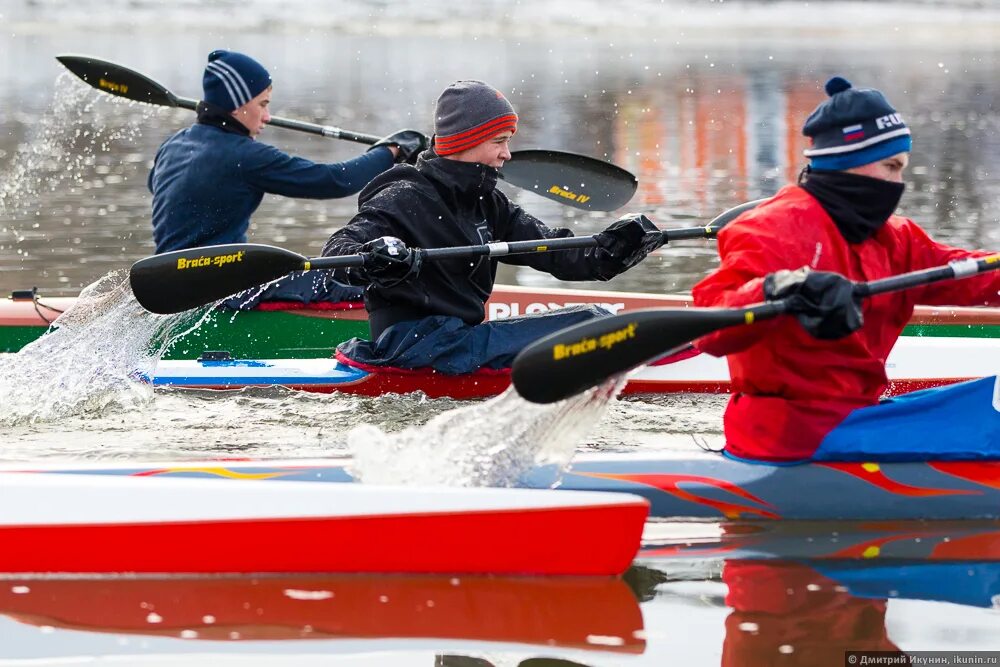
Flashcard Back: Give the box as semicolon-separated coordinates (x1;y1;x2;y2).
842;124;865;142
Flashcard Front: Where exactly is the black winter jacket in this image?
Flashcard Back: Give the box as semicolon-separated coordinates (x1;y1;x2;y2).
323;150;620;337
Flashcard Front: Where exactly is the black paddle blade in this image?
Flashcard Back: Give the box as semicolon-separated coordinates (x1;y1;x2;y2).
502;150;637;212
511;307;756;404
129;244;307;314
56;54;179;107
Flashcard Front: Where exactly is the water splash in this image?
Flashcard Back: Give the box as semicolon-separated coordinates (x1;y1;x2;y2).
0;73;160;242
0;271;206;426
348;376;626;487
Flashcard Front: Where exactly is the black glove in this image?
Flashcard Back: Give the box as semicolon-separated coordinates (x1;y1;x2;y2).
360;236;423;288
594;214;662;272
369;129;429;165
763;267;863;340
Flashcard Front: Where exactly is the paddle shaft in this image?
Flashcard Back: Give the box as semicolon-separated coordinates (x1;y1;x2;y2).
135;234;660;314
406;198;766;263
54;56;631;174
167;94;381;144
741;254;1000;325
855;255;1000;297
410;198;767;262
510;253;1000;404
58;53;640;212
130;197;765;314
702;254;1000;329
300;224;724;271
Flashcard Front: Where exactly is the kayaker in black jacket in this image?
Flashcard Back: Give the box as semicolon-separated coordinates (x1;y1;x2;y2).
323;80;661;375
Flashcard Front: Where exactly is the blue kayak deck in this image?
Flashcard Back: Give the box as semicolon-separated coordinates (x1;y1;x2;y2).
8;452;1000;521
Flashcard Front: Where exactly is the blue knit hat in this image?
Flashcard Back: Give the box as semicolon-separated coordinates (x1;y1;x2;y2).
802;76;912;171
202;50;272;112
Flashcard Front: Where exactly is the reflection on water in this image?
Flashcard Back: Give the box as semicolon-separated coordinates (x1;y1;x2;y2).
4;522;1000;664
2;33;1000;298
636;557;1000;666
634;521;1000;663
0;572;645;662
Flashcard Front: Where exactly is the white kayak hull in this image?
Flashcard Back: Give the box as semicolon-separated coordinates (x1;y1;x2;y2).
0;474;648;575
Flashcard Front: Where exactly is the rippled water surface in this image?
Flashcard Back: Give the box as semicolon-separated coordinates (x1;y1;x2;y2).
2;1;1000;663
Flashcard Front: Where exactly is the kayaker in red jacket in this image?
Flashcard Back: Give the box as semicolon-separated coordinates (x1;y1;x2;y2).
692;76;1000;463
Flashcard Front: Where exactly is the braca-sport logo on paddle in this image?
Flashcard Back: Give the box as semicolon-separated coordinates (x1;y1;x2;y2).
176;250;246;270
553;322;638;360
512;307;778;404
98;78;129;95
500;150;637;211
548;184;591;205
130;243;316;314
515;253;1000;404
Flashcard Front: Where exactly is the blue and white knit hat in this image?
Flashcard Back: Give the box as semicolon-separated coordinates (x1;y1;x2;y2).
802;76;912;171
202;50;272;112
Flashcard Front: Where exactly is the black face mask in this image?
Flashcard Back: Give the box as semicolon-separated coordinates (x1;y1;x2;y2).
196;101;251;137
799;168;906;244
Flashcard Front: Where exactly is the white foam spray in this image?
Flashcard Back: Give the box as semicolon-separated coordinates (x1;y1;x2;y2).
0;73;159;227
0;271;207;426
348;376;625;488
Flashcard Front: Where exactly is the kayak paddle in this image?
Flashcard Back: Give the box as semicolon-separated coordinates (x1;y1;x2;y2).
511;254;1000;404
57;54;637;212
130;199;762;314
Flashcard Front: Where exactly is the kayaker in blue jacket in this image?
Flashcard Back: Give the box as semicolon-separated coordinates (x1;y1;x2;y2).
324;80;662;375
148;49;427;308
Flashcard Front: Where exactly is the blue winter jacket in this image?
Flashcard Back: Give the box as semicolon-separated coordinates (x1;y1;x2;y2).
148;122;394;253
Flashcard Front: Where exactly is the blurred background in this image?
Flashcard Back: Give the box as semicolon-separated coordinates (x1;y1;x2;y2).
2;0;999;296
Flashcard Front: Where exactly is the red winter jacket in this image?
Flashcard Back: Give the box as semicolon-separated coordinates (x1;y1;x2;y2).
692;185;1000;462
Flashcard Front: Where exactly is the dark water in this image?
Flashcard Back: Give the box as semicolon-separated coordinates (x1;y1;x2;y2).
2;6;1000;664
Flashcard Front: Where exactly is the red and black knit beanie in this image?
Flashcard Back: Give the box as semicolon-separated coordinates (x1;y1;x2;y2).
433;80;518;156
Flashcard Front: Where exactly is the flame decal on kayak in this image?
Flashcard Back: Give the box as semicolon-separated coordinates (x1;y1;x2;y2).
818;462;978;497
929;529;1000;559
132;467;295;481
928;461;1000;490
823;523;1000;561
580;473;779;520
824;531;943;560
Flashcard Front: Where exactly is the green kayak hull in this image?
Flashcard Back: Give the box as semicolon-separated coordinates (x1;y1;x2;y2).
3;287;999;359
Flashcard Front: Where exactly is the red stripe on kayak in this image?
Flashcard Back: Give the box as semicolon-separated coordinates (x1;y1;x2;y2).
819;462;978;497
334;349;511;376
928;460;1000;490
0;503;647;575
252;299;363;311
